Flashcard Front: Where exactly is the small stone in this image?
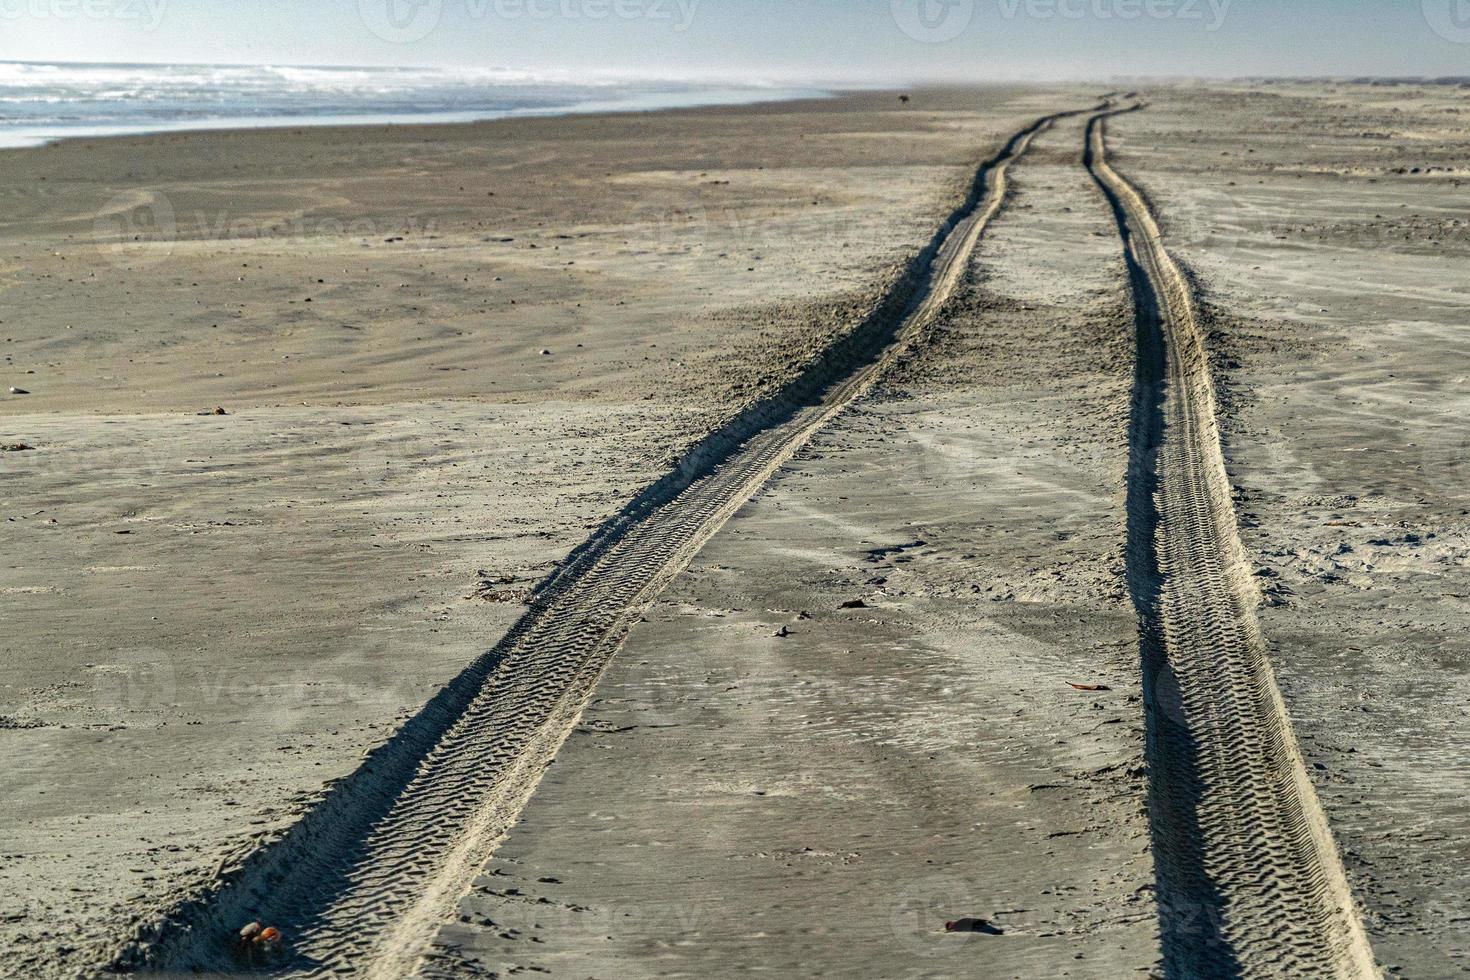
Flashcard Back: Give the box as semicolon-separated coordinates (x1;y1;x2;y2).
9;387;29;395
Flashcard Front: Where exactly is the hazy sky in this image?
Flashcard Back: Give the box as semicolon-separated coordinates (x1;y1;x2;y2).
1;0;1466;81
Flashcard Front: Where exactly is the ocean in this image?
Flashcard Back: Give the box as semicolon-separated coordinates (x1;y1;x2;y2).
0;61;822;147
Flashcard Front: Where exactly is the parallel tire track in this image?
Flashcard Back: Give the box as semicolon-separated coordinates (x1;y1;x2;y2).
1085;107;1379;978
106;103;1096;979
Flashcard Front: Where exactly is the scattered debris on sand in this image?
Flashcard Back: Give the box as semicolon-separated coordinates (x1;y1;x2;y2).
468;570;533;604
235;922;285;965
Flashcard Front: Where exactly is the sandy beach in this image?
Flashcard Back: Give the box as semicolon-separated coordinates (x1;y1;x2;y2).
2;81;1468;978
1114;82;1470;976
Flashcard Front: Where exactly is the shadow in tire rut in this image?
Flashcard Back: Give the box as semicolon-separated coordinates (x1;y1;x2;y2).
1085;108;1244;980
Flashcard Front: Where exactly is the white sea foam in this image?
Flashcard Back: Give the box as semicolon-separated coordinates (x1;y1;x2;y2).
0;61;821;147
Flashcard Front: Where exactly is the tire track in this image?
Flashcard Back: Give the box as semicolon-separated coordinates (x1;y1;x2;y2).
105;102;1098;979
1085;107;1379;978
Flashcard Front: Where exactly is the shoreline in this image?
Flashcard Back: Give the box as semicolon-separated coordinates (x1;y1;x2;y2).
0;83;832;150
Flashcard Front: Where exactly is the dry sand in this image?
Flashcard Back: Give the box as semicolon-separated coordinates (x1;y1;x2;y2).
2;80;1468;978
425;109;1157;979
1110;81;1470;977
1;87;1105;976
